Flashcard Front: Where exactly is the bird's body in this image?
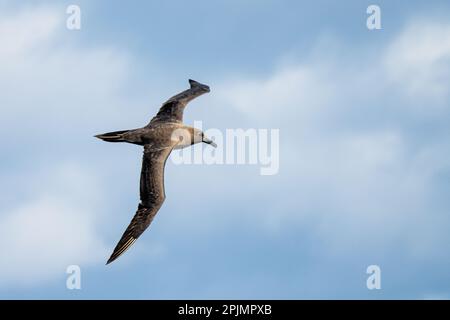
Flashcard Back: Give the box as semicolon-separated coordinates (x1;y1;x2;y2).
95;79;215;264
99;122;195;147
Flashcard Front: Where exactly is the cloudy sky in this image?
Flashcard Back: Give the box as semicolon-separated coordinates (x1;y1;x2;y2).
1;0;450;299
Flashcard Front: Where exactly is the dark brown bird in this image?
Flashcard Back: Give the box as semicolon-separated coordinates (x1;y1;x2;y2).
95;79;216;264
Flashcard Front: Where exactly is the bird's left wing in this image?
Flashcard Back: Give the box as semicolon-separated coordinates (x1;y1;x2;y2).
149;79;210;124
106;144;173;264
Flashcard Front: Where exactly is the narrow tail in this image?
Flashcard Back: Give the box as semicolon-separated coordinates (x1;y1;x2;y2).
94;130;129;143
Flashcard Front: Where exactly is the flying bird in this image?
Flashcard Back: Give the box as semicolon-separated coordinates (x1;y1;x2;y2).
95;79;216;264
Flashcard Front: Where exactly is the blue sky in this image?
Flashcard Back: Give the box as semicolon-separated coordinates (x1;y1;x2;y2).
1;0;450;299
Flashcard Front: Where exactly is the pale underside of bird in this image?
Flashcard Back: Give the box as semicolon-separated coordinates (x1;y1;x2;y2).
95;79;216;265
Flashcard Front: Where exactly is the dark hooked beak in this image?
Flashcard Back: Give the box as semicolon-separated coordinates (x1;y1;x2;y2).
202;136;217;148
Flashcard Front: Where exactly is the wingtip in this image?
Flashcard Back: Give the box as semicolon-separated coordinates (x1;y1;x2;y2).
105;237;137;265
188;79;210;92
106;254;117;265
106;249;122;265
188;79;199;88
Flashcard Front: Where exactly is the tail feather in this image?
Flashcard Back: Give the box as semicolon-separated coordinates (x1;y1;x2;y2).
95;130;129;142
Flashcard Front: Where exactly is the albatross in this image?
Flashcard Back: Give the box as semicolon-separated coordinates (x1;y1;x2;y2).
95;79;216;264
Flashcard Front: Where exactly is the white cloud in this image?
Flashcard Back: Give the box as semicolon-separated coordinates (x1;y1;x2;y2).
212;19;450;257
384;20;450;103
0;4;134;134
0;6;60;59
0;6;131;286
215;64;337;127
0;164;108;286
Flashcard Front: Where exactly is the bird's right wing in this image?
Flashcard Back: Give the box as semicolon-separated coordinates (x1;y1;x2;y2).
149;79;210;124
106;144;173;264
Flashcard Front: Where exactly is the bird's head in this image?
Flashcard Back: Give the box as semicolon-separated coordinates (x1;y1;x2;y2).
193;128;217;148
